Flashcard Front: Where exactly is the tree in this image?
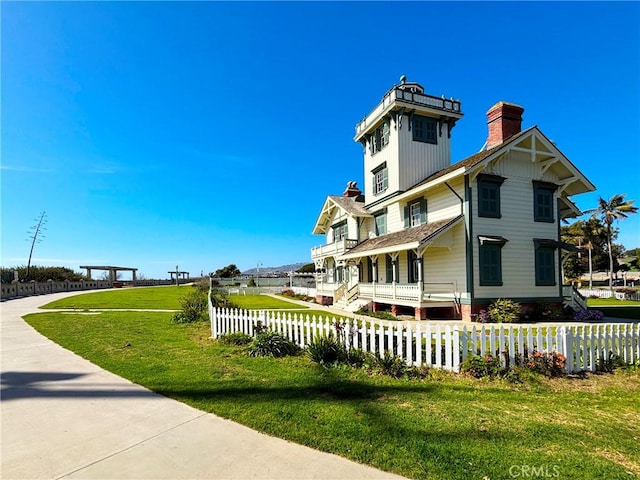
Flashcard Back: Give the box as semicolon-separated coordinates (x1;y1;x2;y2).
296;263;316;273
561;218;609;287
212;264;241;278
26;211;47;280
588;194;638;291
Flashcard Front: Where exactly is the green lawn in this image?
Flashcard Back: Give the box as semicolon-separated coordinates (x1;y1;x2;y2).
24;309;640;480
587;298;640;320
40;286;187;310
228;294;309;310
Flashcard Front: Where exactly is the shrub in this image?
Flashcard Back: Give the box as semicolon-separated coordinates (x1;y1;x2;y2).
521;302;566;322
487;298;522;323
177;290;207;322
343;348;371;368
219;332;253;346
307;335;345;365
520;350;566;377
596;351;624;373
247;331;299;358
355;308;397;321
210;289;238;309
471;309;491;323
281;289;295;297
376;351;407;378
461;354;502;379
247;278;256;287
573;309;605;322
171;312;192;324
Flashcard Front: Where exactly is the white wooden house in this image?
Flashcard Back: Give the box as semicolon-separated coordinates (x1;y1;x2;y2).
311;78;595;320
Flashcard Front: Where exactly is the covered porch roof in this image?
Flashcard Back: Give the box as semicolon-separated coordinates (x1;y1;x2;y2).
340;215;463;260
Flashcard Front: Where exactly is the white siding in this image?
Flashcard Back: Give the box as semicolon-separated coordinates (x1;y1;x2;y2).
473;150;561;299
423;223;467;293
363;126;398;201
397;118;451;191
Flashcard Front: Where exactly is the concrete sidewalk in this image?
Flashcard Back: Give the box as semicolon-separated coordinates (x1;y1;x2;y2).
1;293;404;480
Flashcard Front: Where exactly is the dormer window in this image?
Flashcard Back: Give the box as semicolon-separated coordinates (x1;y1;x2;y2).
404;198;427;228
412;115;437;144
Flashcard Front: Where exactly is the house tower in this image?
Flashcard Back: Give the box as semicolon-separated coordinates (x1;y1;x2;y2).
354;76;463;206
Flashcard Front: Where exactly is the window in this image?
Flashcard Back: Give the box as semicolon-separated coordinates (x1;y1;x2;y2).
404;198;427;228
374;211;387;236
332;221;347;241
410;202;421;227
372;163;388;195
534;240;557;286
477;174;505;218
385;255;398;284
478;236;508;286
412;115;437;144
408;250;421;284
372;121;390;154
533;181;557;223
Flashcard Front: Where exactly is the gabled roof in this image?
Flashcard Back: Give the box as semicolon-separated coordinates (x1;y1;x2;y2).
412;127;534;189
390;126;594;213
312;195;372;235
341;215;463;259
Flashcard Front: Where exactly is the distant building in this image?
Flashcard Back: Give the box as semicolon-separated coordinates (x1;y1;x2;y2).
311;78;595;320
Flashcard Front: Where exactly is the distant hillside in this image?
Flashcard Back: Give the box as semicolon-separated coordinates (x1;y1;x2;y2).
242;262;307;275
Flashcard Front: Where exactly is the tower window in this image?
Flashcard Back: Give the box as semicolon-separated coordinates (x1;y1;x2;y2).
372;163;388;195
372;121;390;154
412;115;437;144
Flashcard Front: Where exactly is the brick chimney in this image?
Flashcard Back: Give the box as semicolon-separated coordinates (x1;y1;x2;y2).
343;181;362;198
486;102;524;149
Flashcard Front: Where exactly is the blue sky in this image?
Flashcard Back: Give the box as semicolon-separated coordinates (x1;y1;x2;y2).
2;1;639;280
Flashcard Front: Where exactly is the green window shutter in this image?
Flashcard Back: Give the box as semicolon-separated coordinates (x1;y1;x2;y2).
479;244;503;286
404;205;410;228
385;255;393;284
535;246;556;286
419;198;427;225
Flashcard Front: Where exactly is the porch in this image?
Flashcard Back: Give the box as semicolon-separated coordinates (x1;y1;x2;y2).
358;281;459;306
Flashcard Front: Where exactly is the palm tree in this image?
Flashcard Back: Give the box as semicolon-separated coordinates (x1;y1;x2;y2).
588;194;638;291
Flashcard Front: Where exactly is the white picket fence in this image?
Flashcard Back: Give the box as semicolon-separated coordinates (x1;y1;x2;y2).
578;288;640;301
209;306;640;373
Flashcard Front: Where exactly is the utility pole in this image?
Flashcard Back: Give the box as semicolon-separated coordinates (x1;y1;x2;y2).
26;211;47;280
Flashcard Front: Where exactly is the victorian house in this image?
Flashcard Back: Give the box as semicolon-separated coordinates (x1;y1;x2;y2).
311;78;595;320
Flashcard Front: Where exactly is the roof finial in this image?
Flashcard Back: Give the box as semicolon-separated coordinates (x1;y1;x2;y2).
400;74;407;84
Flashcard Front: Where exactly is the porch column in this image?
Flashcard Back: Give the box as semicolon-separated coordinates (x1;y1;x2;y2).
132;270;137;285
391;257;397;300
417;256;424;298
371;258;377;298
86;268;92;280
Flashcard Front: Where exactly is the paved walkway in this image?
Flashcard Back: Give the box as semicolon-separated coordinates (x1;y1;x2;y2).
1;292;404;480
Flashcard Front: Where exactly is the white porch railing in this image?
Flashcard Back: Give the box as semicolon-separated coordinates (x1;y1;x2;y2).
209;306;640;373
358;282;457;303
311;239;358;260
